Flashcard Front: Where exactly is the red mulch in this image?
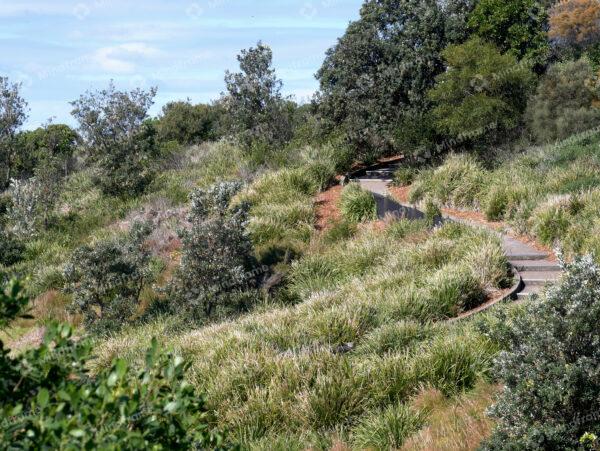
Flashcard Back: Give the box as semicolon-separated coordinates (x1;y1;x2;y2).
315;185;343;231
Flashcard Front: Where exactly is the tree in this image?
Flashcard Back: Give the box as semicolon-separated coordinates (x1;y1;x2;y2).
0;77;28;188
468;0;550;67
526;58;600;143
223;42;292;149
549;0;600;51
482;255;600;449
0;279;231;449
63;222;153;333
8;123;80;229
316;0;463;161
157;100;223;145
428;37;535;147
19;123;79;177
169;181;259;320
70;82;159;197
442;0;478;43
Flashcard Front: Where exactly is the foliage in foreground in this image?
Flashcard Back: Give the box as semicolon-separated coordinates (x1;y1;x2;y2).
0;279;230;450
482;255;600;450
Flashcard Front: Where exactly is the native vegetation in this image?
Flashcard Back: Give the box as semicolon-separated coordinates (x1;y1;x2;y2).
4;0;600;448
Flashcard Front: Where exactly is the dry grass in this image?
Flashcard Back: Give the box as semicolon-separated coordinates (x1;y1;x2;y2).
402;381;500;451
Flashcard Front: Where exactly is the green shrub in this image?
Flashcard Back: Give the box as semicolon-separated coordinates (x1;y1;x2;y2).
414;332;494;396
169;182;260;321
424;198;442;227
468;0;549;64
156;101;222;144
339;183;377;222
426;265;486;316
0;228;24;267
410;154;486;208
385;219;428;240
351;403;426;450
63;222;153;334
482;255;600;449
393;166;419;186
0;279;231;449
356;321;437;355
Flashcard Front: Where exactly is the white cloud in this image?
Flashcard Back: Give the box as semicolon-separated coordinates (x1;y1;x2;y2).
92;43;161;74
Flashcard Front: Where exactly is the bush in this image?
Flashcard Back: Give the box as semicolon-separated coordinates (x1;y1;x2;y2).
169;182;261;320
483;255;600;449
223;42;293;149
351;403;426;449
157;101;222;145
6;178;43;238
0;228;24;267
532;201;572;245
63;222;153;333
409;154;486;208
423;198;443;227
526;59;600;143
0;279;231;449
321;219;357;244
339;183;377;222
483;185;527;221
393;166;419;187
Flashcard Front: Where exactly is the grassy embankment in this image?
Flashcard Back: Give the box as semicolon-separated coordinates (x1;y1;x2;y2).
94;153;511;448
409;131;600;258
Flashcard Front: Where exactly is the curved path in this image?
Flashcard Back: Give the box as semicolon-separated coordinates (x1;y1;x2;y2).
353;167;562;302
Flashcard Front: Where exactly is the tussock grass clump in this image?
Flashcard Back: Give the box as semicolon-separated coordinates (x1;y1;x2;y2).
339;183;377;222
393;166;419;187
351;403;426;449
410;154;486;208
94;221;508;447
236;167;321;260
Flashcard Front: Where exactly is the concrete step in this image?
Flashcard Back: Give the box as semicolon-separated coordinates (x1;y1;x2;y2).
520;271;562;286
517;284;541;299
510;259;561;272
366;170;395;178
506;253;549;261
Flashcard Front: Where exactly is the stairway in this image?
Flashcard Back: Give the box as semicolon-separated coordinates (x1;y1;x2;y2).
352;170;563;301
502;236;562;299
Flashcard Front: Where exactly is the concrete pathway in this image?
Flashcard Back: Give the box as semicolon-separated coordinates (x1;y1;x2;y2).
354;175;562;300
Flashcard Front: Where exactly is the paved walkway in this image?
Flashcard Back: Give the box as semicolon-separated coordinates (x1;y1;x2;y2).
354;173;561;300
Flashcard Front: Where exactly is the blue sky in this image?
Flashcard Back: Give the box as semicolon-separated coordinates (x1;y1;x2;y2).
0;0;362;129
